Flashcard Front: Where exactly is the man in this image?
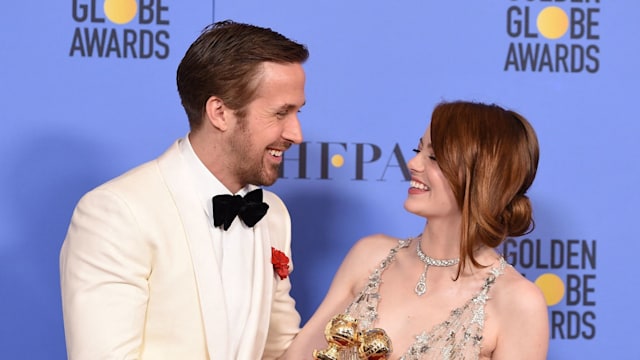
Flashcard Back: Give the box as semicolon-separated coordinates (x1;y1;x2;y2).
60;20;309;359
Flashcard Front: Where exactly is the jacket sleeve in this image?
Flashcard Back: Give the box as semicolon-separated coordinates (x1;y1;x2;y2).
261;192;302;360
60;187;151;360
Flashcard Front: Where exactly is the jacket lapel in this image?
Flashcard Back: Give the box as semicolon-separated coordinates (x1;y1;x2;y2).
156;141;229;359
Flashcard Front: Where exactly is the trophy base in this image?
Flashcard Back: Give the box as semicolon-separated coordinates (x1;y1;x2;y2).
313;346;340;360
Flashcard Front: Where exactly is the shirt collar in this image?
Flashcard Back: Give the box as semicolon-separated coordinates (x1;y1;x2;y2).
178;134;257;220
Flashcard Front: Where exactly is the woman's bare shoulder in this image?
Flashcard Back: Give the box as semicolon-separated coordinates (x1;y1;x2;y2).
348;233;406;258
491;264;548;320
338;234;405;270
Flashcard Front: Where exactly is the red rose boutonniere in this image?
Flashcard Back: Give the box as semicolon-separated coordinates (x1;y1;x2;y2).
271;247;290;280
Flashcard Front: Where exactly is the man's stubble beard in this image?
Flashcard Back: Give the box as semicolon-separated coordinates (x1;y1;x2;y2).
229;115;281;187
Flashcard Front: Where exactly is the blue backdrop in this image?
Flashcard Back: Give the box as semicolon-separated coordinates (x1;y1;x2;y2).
1;1;637;358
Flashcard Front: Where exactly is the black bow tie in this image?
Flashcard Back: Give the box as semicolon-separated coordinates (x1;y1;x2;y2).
212;188;269;231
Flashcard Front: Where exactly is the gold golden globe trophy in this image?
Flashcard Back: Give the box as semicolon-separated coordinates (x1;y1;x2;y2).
357;328;393;360
313;314;392;360
313;314;360;360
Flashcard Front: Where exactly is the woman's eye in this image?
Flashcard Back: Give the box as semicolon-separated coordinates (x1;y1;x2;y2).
412;148;436;161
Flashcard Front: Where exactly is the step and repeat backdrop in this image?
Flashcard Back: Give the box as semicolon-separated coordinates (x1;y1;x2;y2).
1;1;637;358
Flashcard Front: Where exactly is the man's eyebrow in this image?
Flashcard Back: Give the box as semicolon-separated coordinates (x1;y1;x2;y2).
279;101;306;111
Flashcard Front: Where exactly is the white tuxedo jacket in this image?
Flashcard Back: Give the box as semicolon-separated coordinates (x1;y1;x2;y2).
60;141;301;359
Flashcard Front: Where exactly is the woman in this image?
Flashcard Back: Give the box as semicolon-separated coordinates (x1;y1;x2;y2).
282;100;549;359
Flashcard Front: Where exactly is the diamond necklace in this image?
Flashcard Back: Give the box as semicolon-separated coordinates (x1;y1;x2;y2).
414;238;460;296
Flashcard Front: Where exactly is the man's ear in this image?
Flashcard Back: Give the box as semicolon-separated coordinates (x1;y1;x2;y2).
205;96;228;131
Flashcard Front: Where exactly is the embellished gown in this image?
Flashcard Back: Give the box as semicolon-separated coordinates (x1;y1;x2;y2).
339;238;507;360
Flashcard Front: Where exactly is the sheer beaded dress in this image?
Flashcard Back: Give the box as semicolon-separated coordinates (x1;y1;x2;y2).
339;238;507;360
